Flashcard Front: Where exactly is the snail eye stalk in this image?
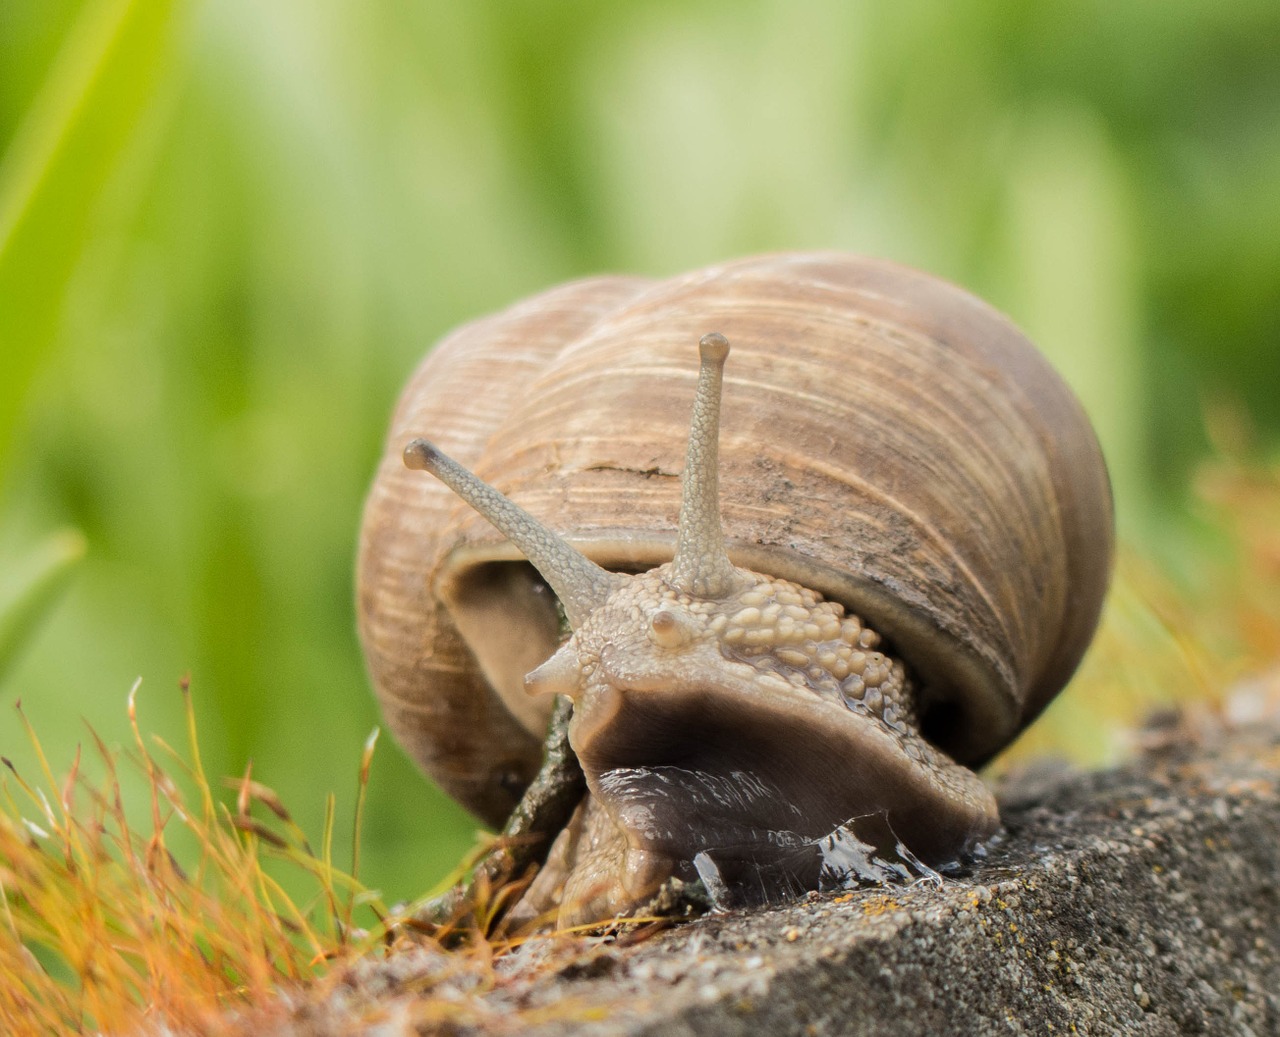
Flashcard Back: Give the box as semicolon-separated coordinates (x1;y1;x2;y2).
404;439;621;629
669;333;744;600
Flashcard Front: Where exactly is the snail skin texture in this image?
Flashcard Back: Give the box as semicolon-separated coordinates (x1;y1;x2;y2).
357;252;1114;926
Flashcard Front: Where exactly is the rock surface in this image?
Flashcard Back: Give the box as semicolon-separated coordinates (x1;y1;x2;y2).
259;713;1280;1036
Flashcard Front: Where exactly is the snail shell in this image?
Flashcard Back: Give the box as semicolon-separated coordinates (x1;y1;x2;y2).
357;252;1113;907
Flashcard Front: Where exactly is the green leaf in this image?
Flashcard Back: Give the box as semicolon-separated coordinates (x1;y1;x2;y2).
0;0;184;481
0;528;88;683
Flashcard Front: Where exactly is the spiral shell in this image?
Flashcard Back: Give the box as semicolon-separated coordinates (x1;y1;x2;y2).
357;252;1113;828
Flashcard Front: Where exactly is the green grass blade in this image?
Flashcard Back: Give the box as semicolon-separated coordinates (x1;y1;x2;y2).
0;0;184;477
0;529;88;683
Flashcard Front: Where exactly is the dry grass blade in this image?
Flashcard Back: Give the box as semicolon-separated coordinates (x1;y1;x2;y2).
1002;448;1280;769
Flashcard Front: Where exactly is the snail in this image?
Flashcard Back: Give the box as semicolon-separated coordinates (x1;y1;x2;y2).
357;252;1114;926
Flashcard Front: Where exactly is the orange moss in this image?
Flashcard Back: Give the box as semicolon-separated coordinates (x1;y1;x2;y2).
0;680;401;1035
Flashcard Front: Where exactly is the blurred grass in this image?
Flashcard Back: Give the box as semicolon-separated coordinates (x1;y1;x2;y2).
0;0;183;468
0;0;1277;908
0;529;86;684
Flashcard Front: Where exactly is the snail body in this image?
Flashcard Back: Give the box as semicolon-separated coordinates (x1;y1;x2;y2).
357;253;1114;924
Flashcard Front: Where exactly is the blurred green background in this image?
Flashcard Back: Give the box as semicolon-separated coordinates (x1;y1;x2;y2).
1;0;1277;903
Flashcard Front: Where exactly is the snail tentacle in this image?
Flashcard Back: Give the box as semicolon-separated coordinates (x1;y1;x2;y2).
403;438;622;628
669;333;744;600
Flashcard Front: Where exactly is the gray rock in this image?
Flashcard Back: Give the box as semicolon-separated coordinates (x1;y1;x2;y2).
261;715;1280;1036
